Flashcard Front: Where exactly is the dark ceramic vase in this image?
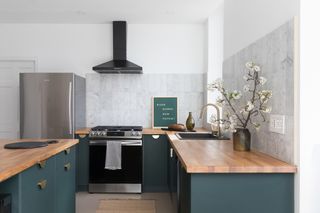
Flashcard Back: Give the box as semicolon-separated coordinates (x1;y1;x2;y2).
233;128;251;151
186;112;195;131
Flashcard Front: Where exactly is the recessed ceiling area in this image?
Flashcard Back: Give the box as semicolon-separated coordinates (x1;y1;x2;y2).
0;0;223;24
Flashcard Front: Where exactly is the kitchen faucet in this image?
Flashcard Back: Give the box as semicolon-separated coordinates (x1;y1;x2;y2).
199;103;221;137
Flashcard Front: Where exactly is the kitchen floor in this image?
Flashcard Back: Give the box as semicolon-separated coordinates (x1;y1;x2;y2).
76;192;175;213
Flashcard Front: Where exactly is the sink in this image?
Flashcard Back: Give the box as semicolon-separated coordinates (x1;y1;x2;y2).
175;132;230;140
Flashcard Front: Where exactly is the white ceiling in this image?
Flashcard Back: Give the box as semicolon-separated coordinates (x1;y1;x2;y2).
0;0;223;24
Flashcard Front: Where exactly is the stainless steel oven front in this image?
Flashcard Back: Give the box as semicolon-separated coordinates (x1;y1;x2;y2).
88;140;142;193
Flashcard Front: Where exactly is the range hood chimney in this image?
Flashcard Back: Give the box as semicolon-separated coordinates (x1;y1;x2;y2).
93;21;143;74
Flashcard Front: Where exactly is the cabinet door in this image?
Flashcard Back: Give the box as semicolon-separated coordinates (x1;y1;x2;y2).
0;175;20;213
168;144;178;211
20;157;55;213
75;134;89;191
55;146;76;213
143;134;169;192
168;144;178;194
178;162;191;213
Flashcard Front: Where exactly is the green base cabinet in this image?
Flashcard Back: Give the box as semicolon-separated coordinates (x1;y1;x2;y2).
55;147;76;213
178;165;294;213
143;134;169;192
0;175;20;213
0;146;76;213
168;143;178;211
75;134;89;192
20;156;55;213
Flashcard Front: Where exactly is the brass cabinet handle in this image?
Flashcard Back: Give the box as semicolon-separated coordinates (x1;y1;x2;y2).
38;160;46;169
64;148;71;155
64;163;71;171
37;180;47;190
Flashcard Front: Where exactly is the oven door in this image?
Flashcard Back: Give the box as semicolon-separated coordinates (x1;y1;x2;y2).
89;140;142;193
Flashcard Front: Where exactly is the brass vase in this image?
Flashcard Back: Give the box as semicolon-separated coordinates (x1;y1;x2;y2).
233;128;251;151
186;112;195;131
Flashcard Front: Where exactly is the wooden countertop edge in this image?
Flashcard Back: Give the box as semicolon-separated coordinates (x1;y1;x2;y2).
167;137;297;174
0;139;78;183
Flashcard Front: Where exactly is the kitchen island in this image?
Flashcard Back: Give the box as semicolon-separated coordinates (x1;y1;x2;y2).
0;139;78;213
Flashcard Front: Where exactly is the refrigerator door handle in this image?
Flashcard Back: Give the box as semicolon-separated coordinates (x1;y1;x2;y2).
68;81;72;135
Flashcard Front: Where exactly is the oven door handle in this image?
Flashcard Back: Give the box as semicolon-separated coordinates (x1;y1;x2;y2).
89;140;142;146
120;141;142;146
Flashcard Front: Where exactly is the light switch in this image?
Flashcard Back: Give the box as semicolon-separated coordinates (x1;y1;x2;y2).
269;114;285;134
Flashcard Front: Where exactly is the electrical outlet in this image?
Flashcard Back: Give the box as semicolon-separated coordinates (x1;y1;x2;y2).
269;114;285;134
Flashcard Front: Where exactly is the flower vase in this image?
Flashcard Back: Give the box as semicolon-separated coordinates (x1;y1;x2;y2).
186;112;195;131
233;128;251;151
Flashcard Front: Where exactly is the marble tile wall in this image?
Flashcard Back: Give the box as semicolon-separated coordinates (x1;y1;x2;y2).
223;19;295;163
86;73;205;128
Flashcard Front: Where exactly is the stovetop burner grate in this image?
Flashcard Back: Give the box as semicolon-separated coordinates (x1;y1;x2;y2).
91;126;143;131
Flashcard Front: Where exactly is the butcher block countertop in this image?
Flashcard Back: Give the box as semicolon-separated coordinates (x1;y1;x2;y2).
0;139;78;182
75;127;91;135
166;132;297;174
75;127;296;173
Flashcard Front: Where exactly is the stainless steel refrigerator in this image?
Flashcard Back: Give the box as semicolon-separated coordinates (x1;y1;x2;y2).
20;73;86;139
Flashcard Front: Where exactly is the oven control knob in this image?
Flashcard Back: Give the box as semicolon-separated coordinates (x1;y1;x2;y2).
136;132;141;136
102;132;107;136
90;131;96;136
97;131;103;136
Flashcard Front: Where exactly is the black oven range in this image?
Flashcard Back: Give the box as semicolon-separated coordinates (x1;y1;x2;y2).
88;126;143;193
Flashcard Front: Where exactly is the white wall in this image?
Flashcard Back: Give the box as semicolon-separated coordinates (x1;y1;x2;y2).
0;23;205;76
205;2;224;125
300;2;320;213
224;0;299;59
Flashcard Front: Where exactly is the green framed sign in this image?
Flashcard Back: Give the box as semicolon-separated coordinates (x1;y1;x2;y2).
152;96;178;128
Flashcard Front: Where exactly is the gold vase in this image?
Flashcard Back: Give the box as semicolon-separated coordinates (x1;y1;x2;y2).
186;112;195;131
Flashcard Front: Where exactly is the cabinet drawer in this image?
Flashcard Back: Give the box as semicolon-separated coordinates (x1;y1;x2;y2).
57;146;76;164
20;156;55;213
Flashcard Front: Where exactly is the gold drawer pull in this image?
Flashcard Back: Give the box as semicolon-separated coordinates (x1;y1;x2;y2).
64;148;71;155
37;180;47;190
38;160;46;169
64;163;71;171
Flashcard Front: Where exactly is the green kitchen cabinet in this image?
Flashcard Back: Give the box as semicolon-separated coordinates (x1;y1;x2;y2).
167;143;178;209
55;147;76;213
0;146;77;213
176;164;294;213
178;163;191;213
75;134;89;191
20;156;55;213
143;134;169;192
0;175;20;213
168;144;178;212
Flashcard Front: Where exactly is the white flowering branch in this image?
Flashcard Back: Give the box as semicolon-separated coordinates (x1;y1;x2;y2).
208;61;272;132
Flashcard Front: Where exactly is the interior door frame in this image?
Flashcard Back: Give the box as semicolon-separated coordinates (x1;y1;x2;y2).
0;57;38;72
0;57;37;139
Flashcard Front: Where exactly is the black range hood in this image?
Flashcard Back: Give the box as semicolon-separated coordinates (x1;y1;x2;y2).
93;21;143;74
